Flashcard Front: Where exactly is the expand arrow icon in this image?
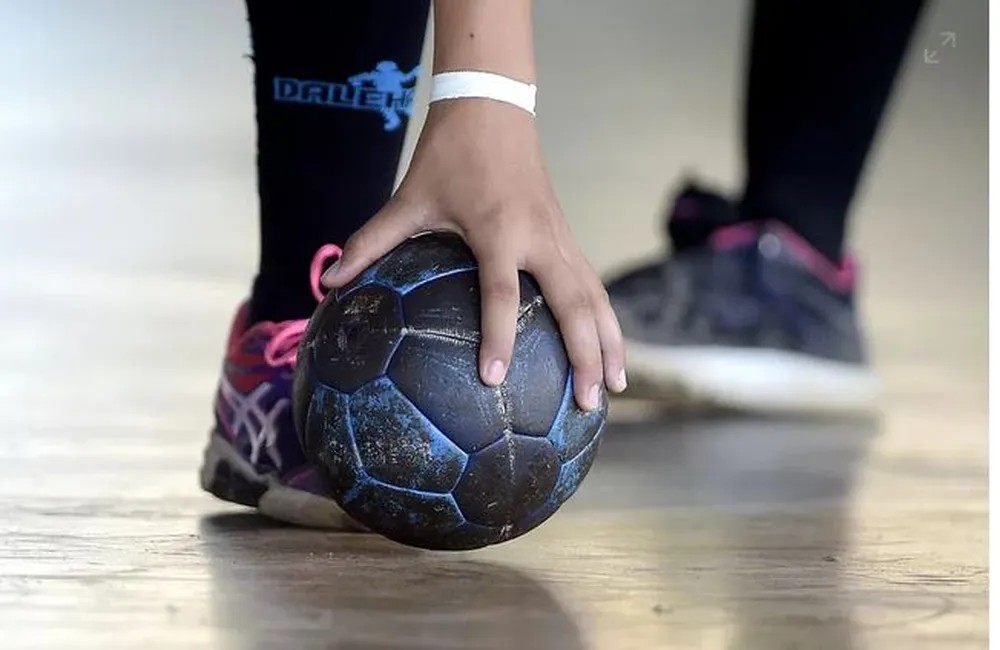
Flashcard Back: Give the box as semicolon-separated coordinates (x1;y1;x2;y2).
941;31;957;47
924;49;939;63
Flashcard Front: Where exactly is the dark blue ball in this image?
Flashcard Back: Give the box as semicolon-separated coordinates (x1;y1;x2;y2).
293;232;607;550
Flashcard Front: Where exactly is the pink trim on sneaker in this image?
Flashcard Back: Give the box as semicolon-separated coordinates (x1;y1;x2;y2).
709;221;857;293
262;244;343;368
767;221;856;293
710;223;760;250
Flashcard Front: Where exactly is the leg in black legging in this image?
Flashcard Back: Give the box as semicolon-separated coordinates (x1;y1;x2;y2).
244;0;431;324
740;0;926;262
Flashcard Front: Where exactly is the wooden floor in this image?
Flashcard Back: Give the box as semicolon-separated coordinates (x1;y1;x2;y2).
0;1;987;648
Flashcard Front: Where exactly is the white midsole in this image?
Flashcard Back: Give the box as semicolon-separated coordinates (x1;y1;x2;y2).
201;434;363;530
624;340;880;414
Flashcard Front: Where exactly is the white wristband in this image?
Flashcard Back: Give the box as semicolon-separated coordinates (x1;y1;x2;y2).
429;71;537;116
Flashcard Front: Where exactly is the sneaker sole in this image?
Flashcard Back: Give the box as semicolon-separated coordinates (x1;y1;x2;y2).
623;340;880;415
200;432;365;531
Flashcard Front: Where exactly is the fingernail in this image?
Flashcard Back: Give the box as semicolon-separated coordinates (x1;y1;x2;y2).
613;368;628;392
484;359;506;386
321;260;341;286
587;383;601;411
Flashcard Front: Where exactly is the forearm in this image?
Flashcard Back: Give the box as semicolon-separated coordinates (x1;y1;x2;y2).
432;0;536;82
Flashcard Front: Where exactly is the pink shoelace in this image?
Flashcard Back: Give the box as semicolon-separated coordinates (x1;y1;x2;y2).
262;244;342;368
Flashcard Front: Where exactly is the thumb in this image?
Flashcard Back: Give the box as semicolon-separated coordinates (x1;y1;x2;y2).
322;198;425;289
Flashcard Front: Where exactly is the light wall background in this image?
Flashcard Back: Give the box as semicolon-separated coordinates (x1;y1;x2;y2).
0;0;987;447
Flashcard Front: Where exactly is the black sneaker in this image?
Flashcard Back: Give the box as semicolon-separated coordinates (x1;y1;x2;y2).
606;183;879;415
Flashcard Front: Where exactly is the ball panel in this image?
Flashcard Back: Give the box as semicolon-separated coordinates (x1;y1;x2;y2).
402;269;546;340
372;232;477;295
508;498;558;539
336;267;385;301
549;430;602;507
303;384;364;498
444;522;506;550
547;369;607;462
505;306;569;436
296;231;609;550
303;293;331;342
311;285;405;394
402;269;481;341
291;345;315;446
511;432;603;538
343;479;465;549
387;334;507;454
452;434;560;528
349;377;467;493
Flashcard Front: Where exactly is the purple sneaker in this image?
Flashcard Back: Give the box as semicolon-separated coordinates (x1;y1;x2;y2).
607;183;879;415
200;246;361;528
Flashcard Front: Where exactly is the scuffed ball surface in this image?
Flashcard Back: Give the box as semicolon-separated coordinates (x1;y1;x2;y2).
294;232;606;550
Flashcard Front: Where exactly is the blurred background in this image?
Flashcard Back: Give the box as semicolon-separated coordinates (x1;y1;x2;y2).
0;1;987;648
0;0;986;420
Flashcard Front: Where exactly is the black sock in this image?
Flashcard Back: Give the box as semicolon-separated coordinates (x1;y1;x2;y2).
740;0;926;262
244;0;431;324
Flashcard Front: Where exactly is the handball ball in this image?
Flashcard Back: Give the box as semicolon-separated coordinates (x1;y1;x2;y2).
292;232;607;550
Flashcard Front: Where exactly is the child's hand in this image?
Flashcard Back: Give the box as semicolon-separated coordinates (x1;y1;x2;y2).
322;100;626;411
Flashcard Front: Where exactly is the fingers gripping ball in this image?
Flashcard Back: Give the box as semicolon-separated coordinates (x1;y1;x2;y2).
292;232;607;550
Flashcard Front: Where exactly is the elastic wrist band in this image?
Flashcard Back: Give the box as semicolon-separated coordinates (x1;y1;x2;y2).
429;71;537;116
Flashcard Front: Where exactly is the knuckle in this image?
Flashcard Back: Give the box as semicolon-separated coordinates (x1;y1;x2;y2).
567;333;602;368
605;348;625;369
592;284;612;307
601;304;625;340
609;335;626;358
563;290;593;319
481;316;515;340
480;339;511;359
480;278;519;302
343;230;370;255
481;279;519;304
533;203;561;224
575;359;604;381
